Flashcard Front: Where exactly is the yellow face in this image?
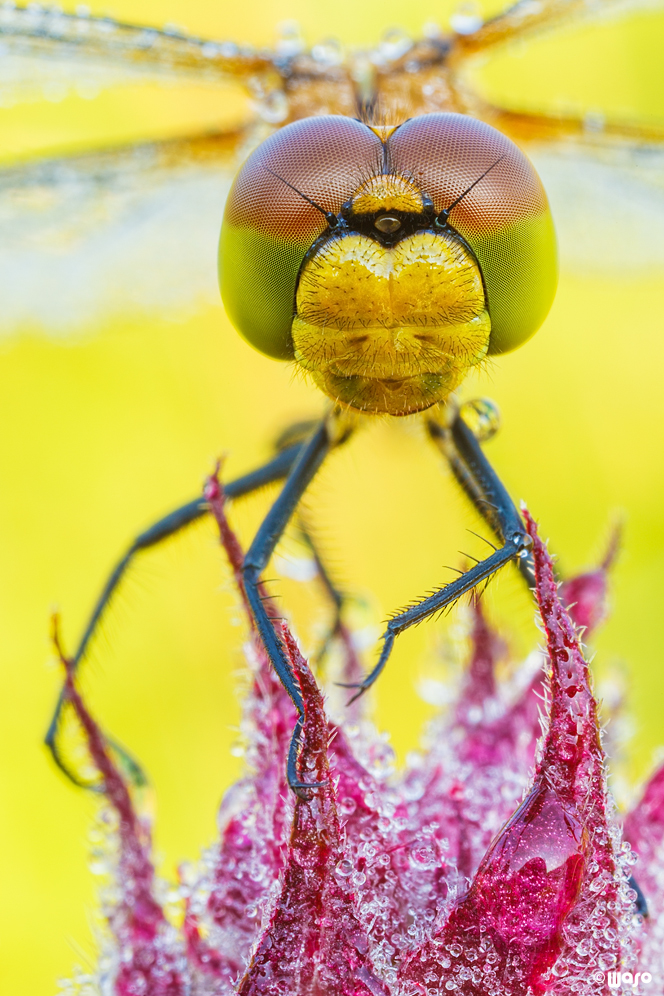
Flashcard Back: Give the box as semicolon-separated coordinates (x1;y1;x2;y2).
219;113;557;416
292;176;491;415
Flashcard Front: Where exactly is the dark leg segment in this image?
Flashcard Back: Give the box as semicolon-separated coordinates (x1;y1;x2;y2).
242;418;338;792
74;443;304;671
427;414;535;588
295;520;348;667
343;410;532;701
46;442;304;785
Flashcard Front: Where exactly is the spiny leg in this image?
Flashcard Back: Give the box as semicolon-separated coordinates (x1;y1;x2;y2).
291;518;359;675
342;409;531;702
46;441;305;787
427;407;536;589
242;410;355;793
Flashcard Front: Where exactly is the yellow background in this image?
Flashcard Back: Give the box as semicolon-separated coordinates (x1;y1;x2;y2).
1;1;664;991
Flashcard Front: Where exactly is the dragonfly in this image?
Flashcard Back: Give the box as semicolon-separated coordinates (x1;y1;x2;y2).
2;1;663;794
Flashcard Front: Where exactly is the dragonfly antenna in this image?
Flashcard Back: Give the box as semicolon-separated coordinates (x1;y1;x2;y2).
264;167;339;227
437;155;505;226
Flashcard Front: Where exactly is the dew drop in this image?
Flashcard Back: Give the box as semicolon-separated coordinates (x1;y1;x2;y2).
335;858;353;879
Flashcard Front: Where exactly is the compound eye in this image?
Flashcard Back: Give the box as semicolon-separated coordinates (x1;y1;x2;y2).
388;113;557;355
374;214;401;234
220;116;383;360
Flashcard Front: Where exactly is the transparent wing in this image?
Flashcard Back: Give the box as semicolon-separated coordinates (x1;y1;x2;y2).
481;109;664;274
532;141;664;274
0;8;349;338
451;0;662;54
0;5;273;105
0;130;249;335
494;118;664;277
441;0;664;277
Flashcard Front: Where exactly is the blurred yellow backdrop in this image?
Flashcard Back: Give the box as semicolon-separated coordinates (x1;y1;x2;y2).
1;1;664;992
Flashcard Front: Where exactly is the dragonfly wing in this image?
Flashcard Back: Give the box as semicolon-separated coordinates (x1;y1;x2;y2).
0;131;252;336
451;0;663;55
471;107;664;273
0;5;273;104
529;140;664;274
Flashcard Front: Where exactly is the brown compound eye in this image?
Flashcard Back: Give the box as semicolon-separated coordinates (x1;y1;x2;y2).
219;116;383;359
374;215;401;234
388;113;557;354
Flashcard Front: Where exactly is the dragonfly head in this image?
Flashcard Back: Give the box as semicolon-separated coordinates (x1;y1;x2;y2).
219;114;557;417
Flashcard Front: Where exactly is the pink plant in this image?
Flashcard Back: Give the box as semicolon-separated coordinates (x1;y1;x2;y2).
55;478;664;996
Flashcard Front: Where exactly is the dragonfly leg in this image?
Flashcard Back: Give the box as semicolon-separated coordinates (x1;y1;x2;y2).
342;410;531;702
242;410;355;793
46;442;305;787
426;408;535;589
290;519;354;671
272;421;357;667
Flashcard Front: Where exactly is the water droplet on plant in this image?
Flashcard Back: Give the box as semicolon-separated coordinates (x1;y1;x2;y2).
335;858;353;879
